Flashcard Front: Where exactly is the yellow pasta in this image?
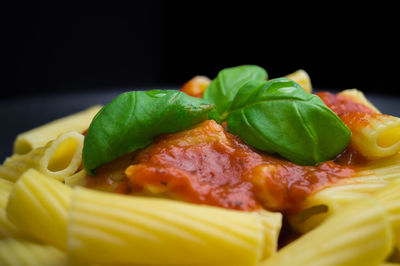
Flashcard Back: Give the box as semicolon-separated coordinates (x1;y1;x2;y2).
68;187;282;266
13;105;101;155
0;131;84;182
0;238;67;266
64;169;87;187
6;169;72;250
338;88;381;113
1;68;399;265
388;248;400;263
290;153;400;233
284;69;312;93
260;198;393;266
374;179;400;249
0;179;21;238
180;75;212;98
342;113;400;160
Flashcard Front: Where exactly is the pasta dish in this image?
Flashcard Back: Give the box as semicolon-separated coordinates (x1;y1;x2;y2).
0;66;399;266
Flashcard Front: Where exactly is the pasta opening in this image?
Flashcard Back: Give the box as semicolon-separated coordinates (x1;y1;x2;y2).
14;139;33;155
377;126;400;148
47;138;79;172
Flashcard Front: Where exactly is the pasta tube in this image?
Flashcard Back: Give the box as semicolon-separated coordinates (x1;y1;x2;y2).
13;105;101;155
0;179;21;238
340;113;400;160
0;131;84;182
180;75;211;98
0;238;67;266
6;169;72;250
284;69;312;93
290;153;400;233
338;89;381;113
68;187;282;266
260;198;393;266
374;179;400;249
64;169;87;187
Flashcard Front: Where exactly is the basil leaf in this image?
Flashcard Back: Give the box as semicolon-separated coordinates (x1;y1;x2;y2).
226;78;351;165
202;65;268;119
83;90;215;175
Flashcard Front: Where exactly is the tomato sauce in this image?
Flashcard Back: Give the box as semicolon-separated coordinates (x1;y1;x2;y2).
315;92;376;115
125;121;265;211
85;91;375;214
86;120;356;214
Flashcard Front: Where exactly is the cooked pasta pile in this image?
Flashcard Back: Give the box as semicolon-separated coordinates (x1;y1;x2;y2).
1;69;400;266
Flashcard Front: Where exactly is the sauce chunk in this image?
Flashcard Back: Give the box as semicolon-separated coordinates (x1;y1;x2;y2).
123;120;355;213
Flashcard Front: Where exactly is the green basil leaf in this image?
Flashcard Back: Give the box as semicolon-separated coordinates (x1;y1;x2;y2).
226;78;351;165
83;90;215;175
202;65;268;119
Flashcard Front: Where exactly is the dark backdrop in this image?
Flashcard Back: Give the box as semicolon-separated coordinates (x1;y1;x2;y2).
2;2;395;98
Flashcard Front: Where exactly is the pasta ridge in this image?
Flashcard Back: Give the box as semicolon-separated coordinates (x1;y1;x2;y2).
6;169;72;250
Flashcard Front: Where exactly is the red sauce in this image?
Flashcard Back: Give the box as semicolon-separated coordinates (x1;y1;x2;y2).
248;153;355;213
338;112;386;131
85;153;135;192
85;91;376;214
316;92;376;115
117;120;355;214
125;121;263;211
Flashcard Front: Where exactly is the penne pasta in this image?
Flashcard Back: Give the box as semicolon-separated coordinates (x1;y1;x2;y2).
260;198;393;266
284;69;312;93
2;66;399;265
338;89;381;114
13;106;101;155
388;248;400;263
180;75;212;98
6;169;72;250
64;169;87;187
374;179;400;249
317;89;400;160
0;131;84;182
290;153;400;233
0;179;21;239
0;238;67;266
340;113;400;160
68;187;282;266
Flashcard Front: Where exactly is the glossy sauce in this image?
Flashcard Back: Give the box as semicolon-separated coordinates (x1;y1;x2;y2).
85;91;374;214
316;92;380;129
87;120;357;214
315;92;376;115
125;121;265;211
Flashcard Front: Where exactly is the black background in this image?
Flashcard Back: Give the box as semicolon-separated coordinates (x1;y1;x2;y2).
1;2;395;98
0;2;397;160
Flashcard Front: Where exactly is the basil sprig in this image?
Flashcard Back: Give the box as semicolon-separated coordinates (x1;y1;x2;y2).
83;90;215;175
203;65;268;120
203;65;351;165
83;65;351;172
